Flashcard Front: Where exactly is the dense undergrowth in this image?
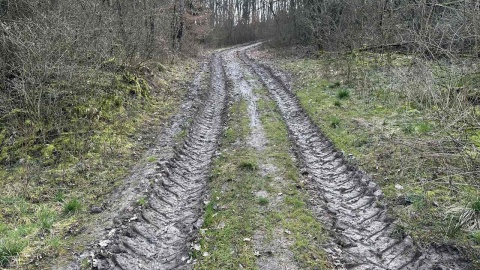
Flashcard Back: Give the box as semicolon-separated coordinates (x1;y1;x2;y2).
260;45;480;264
0;60;197;268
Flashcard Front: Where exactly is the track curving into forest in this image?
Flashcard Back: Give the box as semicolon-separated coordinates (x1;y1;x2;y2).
239;44;471;270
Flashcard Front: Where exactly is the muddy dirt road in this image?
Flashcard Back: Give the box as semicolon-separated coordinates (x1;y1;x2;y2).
65;44;471;270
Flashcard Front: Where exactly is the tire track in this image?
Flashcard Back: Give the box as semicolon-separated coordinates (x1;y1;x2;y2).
239;44;472;270
89;54;228;270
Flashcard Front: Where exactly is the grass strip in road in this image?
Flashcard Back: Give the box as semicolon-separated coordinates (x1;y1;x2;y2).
195;85;331;269
194;99;258;269
255;87;331;269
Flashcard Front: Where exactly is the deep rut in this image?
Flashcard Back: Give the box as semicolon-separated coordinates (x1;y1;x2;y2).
66;44;472;270
88;54;228;270
239;45;471;270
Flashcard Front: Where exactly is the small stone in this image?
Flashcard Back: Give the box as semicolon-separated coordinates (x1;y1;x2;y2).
90;206;103;214
128;215;138;222
99;240;110;248
243;238;251;242
394;184;404;190
202;252;209;257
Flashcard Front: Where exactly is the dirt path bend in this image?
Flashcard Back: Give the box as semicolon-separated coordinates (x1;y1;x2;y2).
78;53;228;270
239;44;472;270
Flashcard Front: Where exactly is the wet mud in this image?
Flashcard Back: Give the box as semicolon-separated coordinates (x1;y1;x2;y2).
64;53;228;270
239;44;472;270
63;44;472;270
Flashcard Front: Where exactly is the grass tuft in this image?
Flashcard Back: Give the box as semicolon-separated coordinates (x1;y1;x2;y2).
330;117;340;128
63;199;81;214
239;160;258;171
472;199;480;213
257;197;269;205
402;124;415;134
337;89;350;99
0;238;27;267
37;207;57;232
54;191;65;202
328;81;341;88
137;197;147;206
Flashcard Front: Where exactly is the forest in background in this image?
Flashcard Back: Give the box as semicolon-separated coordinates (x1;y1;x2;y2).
1;0;480;268
2;0;480;153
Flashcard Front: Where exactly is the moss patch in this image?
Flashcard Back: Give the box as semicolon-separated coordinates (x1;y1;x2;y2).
0;59;198;268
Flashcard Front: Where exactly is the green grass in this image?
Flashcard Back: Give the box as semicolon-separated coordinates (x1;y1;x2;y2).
146;156;157;163
472;199;480;213
0;238;27;267
239;160;258;171
196;89;331;269
337;89;350;99
38;206;57;232
195;99;258;269
256;89;331;269
63;198;82;214
329;116;341;128
257;197;269;205
271;48;480;264
0;59;199;268
137;197;148;206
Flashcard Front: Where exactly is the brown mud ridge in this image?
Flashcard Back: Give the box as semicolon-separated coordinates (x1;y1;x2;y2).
239;44;472;270
63;44;472;270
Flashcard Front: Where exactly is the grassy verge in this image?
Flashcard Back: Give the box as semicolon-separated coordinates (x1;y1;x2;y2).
0;59;198;268
195;86;330;269
261;47;480;263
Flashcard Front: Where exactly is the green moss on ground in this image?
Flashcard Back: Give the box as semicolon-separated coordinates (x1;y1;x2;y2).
0;59;198;268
